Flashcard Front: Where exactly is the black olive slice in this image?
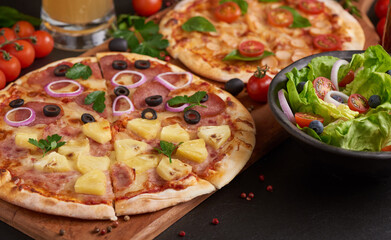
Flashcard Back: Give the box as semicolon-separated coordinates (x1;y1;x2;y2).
112;60;128;70
145;95;163;106
54;65;71;77
141;108;157;120
9;99;24;108
114;86;130;96
134;60;151;69
43;105;61;117
200;93;209;103
184;109;201;124
81;113;96;124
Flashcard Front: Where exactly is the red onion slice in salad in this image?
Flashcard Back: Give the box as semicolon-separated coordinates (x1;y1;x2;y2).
278;89;295;124
165;102;190;112
330;59;349;91
324;90;349;107
111;70;147;88
4;107;36;127
44;80;84;98
155;72;193;90
112;95;135;116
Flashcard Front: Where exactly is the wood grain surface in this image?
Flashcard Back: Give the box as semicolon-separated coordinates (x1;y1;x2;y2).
0;1;380;239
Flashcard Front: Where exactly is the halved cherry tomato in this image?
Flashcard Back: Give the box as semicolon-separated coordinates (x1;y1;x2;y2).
12;20;35;38
132;0;162;17
0;52;21;82
0;28;16;45
348;93;369;113
295;112;324;128
30;30;54;58
215;2;241;23
267;8;294;27
3;40;35;68
0;70;6;90
238;40;265;57
313;34;341;51
339;70;355;87
247;66;272;102
298;0;324;14
313;76;336;100
381;145;391;151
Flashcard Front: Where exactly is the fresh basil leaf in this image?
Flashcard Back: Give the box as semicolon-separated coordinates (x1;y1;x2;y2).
65;63;92;80
182;16;216;33
223;49;274;61
168;95;189;107
219;0;248;15
279;6;311;28
188;91;207;104
0;6;41;27
84;91;106;113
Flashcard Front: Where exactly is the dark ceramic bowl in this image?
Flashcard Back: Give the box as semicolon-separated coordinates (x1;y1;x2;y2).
268;50;391;177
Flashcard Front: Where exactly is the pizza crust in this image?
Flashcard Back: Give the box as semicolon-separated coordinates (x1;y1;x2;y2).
115;178;215;215
0;170;117;220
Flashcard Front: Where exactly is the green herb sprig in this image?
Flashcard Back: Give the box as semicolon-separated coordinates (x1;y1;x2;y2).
28;134;66;157
223;50;274;61
0;6;41;28
154;140;183;163
65;63;92;80
84;91;106;113
338;0;361;18
167;91;207;111
182;16;216;33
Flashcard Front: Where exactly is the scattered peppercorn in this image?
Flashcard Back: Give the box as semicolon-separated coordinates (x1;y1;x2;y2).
246;196;252;201
212;218;219;225
259;174;265;181
112;221;119;228
100;229;107;235
266;185;273;192
93;227;100;233
124;215;130;221
59;229;65;236
248;192;254;198
178;231;186;237
240;192;246;198
107;226;112;233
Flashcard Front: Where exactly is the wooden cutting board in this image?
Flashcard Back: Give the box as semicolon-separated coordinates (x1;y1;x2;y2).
0;1;380;239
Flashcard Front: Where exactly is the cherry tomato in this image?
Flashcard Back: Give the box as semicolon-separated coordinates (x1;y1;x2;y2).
377;17;386;40
375;0;389;19
381;145;391;151
12;21;35;38
0;28;16;45
267;8;294;27
238;40;265;57
0;70;6;90
295;112;324;128
0;52;21;82
298;0;324;14
132;0;162;17
348;93;369;113
3;40;35;68
214;2;241;23
247;66;272;102
313;76;336;100
313;34;341;51
30;30;54;58
339;70;355;87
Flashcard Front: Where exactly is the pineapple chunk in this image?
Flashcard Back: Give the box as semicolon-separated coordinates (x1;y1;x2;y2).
197;125;231;149
127;118;161;140
76;154;110;174
74;170;106;195
15;129;42;150
160;123;190;143
34;152;72;172
114;139;148;162
176;139;208;163
156;156;192;181
82;120;112;144
58;138;90;160
121;154;160;173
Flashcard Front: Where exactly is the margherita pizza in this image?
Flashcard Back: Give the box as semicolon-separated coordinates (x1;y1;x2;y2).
159;0;365;82
0;53;255;220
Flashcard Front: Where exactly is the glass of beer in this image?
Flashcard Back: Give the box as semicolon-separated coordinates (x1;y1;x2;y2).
40;0;116;51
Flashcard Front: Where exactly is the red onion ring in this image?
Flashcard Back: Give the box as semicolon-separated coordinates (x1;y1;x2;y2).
324;90;349;107
44;80;84;98
4;107;36;127
155;72;193;90
165;102;190;112
111;70;147;88
278;89;295;124
330;59;349;91
112;95;134;116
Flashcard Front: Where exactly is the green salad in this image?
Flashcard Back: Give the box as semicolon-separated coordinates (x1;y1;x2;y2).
279;45;391;152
